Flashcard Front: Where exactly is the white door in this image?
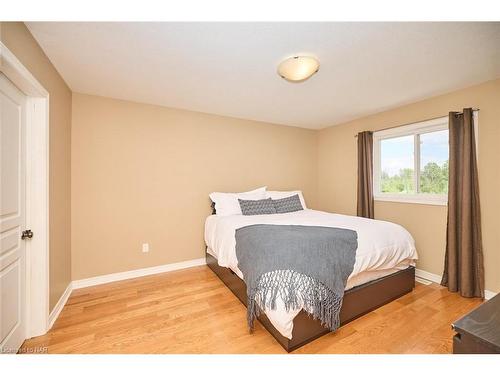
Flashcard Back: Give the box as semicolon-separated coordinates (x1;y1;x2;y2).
0;73;27;354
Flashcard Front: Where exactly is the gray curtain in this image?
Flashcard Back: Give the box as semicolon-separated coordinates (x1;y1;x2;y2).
441;108;484;298
357;131;374;219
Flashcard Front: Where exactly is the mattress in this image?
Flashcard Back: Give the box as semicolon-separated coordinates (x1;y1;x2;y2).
205;209;418;339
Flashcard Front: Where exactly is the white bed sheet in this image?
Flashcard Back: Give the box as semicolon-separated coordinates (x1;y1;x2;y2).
205;209;418;339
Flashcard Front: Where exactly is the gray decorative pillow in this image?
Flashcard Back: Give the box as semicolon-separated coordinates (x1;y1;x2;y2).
273;194;304;213
238;198;277;216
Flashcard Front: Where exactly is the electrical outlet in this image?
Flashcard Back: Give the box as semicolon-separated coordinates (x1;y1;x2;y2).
142;243;149;253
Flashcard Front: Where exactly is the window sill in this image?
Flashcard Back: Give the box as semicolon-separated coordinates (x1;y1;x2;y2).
374;195;448;206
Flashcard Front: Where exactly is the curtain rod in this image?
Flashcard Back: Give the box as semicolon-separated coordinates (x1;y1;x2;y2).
354;108;480;138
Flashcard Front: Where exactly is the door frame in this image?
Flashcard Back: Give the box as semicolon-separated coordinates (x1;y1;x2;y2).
1;42;50;338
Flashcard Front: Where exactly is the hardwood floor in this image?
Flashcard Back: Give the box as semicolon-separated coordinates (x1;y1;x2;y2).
21;266;483;354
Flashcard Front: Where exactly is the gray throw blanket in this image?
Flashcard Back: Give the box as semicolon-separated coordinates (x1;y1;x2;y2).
235;224;358;332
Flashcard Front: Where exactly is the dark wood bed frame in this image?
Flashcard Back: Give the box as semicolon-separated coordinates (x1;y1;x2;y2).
206;253;415;352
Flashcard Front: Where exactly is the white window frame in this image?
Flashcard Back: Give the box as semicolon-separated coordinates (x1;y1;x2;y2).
373;116;450;206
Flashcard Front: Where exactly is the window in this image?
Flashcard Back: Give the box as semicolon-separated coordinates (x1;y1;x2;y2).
373;117;449;205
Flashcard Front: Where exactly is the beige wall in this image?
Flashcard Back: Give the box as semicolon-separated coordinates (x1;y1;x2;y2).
3;22;498;299
71;93;318;279
0;22;72;310
318;79;500;293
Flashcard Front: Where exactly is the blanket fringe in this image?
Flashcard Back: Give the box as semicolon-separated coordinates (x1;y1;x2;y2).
247;270;344;333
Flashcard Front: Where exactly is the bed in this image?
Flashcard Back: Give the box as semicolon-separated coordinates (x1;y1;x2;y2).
204;192;417;352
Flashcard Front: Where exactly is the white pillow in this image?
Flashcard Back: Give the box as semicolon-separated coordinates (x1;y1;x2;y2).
266;190;307;209
209;187;267;216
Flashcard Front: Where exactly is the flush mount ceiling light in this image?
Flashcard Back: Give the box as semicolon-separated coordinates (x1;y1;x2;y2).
277;55;320;82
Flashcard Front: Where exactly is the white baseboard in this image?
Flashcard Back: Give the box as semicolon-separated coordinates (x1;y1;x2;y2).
72;257;207;290
415;268;442;284
484;289;497;300
48;282;73;330
415;276;432;285
415;268;497;300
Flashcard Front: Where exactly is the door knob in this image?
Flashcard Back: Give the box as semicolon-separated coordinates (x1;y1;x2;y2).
21;230;33;240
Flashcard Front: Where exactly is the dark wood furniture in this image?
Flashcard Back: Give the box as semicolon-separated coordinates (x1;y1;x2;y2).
452;293;500;354
206;253;415;352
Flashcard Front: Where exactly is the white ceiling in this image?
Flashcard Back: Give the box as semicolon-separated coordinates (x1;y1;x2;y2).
27;22;500;129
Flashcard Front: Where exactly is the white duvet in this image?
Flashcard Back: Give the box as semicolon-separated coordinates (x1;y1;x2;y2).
204;209;417;339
